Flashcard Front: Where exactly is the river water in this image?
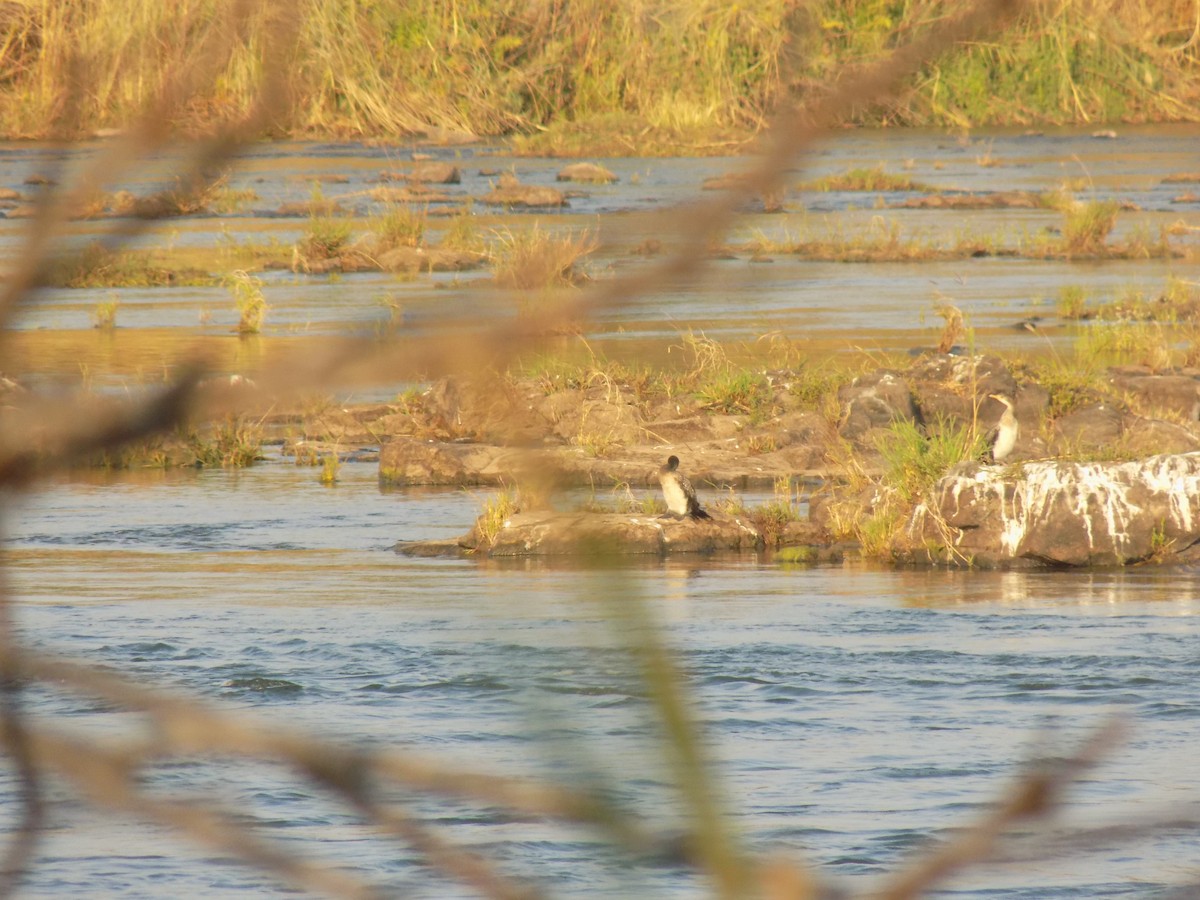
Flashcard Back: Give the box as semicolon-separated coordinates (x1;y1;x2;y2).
2;127;1200;896
4;462;1200;897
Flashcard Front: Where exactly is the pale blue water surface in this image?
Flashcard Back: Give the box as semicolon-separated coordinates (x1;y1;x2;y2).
2;126;1200;897
3;461;1200;898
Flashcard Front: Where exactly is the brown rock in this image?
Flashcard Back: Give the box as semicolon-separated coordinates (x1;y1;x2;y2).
1053;403;1123;449
838;370;916;439
892;191;1043;210
1120;417;1200;456
480;184;566;208
377;246;484;273
1108;372;1200;420
472;511;762;557
409;162;461;184
379;440;562;486
379;438;471;485
914;453;1200;567
556;162;617;184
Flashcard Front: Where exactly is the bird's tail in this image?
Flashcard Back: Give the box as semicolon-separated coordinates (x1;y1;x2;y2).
691;508;713;521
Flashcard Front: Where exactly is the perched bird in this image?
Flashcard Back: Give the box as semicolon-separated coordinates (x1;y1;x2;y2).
658;455;711;520
984;393;1018;463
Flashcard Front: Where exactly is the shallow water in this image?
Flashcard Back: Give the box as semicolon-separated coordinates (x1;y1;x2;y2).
4;461;1200;897
3;125;1199;396
3;126;1200;896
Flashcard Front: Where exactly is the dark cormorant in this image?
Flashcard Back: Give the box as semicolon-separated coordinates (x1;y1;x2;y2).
658;455;712;520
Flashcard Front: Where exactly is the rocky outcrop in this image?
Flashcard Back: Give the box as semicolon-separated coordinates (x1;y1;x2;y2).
556;162;617;184
396;510;839;559
480;177;566;208
377;438;822;488
1108;369;1200;420
375;246;484;273
909;453;1200;567
837;369;917;439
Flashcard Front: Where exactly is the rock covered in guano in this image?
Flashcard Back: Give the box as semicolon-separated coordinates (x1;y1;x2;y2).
909;453;1200;567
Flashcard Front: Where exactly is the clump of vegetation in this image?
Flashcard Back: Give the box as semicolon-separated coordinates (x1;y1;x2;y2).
741;477;806;547
801;166;934;193
696;369;772;417
226;270;268;334
1060;198;1120;255
473;488;520;546
92;293;119;330
189;416;263;467
138;174;245;217
1079;320;1175;373
835;415;984;560
440;207;486;253
877;417;984;505
297;215;353;262
753;219;999;263
50;242;212;288
371;204;425;251
292;184;353;263
934;303;966;354
582;481;663;516
1057;285;1089;319
1013;354;1103;420
319;452;340;485
491;225;597;289
787;362;846;417
1090;276;1200;323
208;183;260;214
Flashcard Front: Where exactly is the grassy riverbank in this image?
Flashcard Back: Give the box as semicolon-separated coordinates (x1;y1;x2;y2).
1;0;1197;150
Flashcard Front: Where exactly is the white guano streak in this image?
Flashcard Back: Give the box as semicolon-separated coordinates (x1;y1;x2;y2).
950;453;1200;557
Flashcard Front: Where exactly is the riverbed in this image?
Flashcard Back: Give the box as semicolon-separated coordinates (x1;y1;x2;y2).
2;126;1200;897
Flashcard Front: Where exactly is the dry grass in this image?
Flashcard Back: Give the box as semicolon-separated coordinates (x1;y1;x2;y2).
0;0;1195;149
490;224;598;289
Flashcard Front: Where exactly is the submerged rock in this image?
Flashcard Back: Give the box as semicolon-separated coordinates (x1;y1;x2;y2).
910;453;1200;567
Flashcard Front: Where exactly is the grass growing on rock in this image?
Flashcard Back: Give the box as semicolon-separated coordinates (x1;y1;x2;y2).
491;225;598;289
1060;198;1120;255
371;204;426;251
297;214;354;264
748;219;1003;263
227;270;268;334
49;243;215;288
92;294;119;330
800;166;935;193
189;416;263;467
473;488;520;547
877;417;985;504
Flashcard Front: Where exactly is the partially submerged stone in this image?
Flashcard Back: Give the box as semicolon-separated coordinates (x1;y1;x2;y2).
480;184;566;208
910;453;1200;567
556;162;617;184
397;511;770;558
